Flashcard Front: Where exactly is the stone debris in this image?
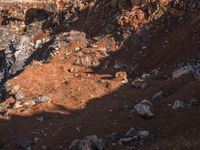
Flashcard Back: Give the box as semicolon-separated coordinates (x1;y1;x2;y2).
14;91;25;100
172;64;200;80
151;91;165;100
69;67;78;73
115;71;128;84
141;73;151;80
172;100;186;110
13;96;51;109
0;28;16;50
119;127;151;145
188;99;200;110
17;138;38;150
134;99;154;119
172;65;193;79
5;35;35;77
5;83;25;100
150;69;163;80
69;135;105;150
33;96;52;104
13;101;23;109
132;78;148;89
66;30;88;47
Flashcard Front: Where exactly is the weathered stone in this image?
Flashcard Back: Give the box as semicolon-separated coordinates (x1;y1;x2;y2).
132;78;148;89
13;101;23;109
33;95;52;103
134;99;154;119
188;99;200;110
151;91;165;100
119;127;151;145
115;71;128;84
172;64;200;80
172;65;193;79
17;138;36;150
5;35;34;77
14;91;24;100
69;135;105;150
172;100;186;110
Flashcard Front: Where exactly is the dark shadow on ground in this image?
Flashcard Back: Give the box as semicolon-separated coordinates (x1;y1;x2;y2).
0;78;200;150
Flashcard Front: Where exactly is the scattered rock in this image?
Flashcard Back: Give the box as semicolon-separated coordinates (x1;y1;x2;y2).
192;65;200;79
113;61;122;70
33;96;52;104
66;30;88;47
17;138;36;150
132;78;148;89
13;101;23;109
172;65;193;79
188;99;200;110
172;100;186;110
5;35;35;77
134;99;154;119
141;73;151;80
69;67;78;73
36;117;44;122
115;71;128;84
151;91;165;100
150;69;162;80
119;128;151;145
14;91;24;100
13;96;51;109
5;83;25;100
69;135;105;150
172;64;200;80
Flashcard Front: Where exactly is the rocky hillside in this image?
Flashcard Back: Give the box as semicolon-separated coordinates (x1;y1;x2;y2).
0;0;200;150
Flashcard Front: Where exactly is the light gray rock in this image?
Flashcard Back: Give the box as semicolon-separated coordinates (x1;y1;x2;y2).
151;91;164;100
172;65;193;79
134;99;154;119
172;100;186;110
69;135;105;150
141;73;151;80
119;128;151;144
33;96;52;103
173;64;200;80
132;78;148;89
14;91;24;100
5;35;35;77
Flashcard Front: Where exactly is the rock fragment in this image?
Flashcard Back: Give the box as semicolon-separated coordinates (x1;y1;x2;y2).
5;35;35;77
119;128;151;145
69;135;105;150
132;78;148;89
173;64;200;80
17;138;36;150
172;100;186;110
33;96;52;103
115;71;128;84
172;65;193;79
14;91;24;100
188;99;200;110
151;91;165;100
134;99;154;119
